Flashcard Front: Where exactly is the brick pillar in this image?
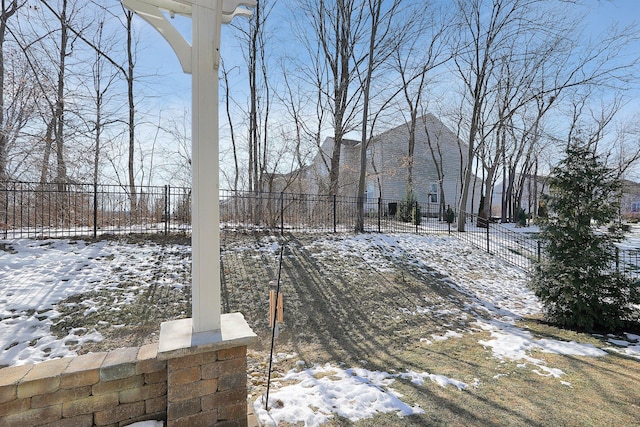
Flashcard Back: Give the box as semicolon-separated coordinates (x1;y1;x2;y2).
158;313;256;427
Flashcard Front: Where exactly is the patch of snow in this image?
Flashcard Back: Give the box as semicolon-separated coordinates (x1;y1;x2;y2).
254;364;466;426
400;370;468;390
0;238;189;365
605;344;640;360
477;320;606;379
625;332;640;342
431;331;464;342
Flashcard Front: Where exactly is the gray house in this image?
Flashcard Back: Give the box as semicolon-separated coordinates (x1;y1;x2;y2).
286;113;480;215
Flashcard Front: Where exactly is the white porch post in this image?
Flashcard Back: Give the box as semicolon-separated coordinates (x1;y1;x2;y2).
121;0;255;333
191;0;220;333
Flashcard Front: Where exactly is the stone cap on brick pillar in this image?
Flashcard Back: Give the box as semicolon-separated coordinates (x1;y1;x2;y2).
157;312;257;360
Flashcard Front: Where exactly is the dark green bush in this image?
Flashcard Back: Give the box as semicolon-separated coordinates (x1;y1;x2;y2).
530;143;640;331
398;189;421;225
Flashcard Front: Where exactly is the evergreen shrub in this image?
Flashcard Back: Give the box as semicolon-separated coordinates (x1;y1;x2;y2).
398;189;421;225
530;143;640;331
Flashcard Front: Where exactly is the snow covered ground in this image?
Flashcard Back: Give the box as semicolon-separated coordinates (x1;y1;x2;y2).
0;238;190;366
1;232;639;426
251;233;640;426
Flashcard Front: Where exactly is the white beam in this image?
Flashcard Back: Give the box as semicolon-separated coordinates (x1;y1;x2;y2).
130;0;192;16
191;0;221;333
122;0;254;335
122;0;192;73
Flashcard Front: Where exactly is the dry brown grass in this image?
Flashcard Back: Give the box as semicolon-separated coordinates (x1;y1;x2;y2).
59;232;640;426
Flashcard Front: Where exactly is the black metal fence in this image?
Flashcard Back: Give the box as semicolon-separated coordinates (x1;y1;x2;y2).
219;190;453;234
2;182;638;277
452;210;540;272
0;181;191;239
614;247;640;279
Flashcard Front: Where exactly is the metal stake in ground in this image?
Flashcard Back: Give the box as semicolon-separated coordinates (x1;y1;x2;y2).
265;241;285;410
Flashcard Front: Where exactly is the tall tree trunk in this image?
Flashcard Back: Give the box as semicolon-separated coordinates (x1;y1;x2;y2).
356;0;383;231
125;10;137;214
54;0;68;191
248;1;258;194
39;118;55;184
406;110;417;192
328;0;353;197
424;119;446;219
457;101;481;231
0;0;19;181
221;61;239;194
0;8;4;182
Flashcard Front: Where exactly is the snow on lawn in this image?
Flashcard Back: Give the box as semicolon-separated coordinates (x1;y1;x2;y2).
305;233;542;319
0;238;190;366
253;363;467;427
251;233;636;425
1;232;639;426
605;332;640;360
475;320;607;379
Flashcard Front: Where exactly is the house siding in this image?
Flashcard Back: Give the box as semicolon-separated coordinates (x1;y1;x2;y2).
279;113;481;214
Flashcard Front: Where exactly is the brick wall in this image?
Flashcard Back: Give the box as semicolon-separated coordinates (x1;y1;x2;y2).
165;346;248;427
0;344;168;427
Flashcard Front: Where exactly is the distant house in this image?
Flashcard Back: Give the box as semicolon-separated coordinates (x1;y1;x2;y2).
491;174;549;219
621;180;640;217
490;176;640;221
275;113;480;215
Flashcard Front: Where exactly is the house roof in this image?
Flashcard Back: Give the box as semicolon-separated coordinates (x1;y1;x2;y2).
622;179;640;194
371;113;462;146
341;138;361;147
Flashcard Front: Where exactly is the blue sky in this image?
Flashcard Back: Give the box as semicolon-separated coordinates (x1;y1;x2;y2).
125;0;640;185
130;0;640;124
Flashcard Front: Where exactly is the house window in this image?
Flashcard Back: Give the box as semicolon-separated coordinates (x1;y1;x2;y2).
429;183;438;203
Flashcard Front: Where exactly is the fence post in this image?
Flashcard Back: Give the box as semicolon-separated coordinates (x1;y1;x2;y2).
486;218;490;253
537;240;541;263
3;184;7;238
93;183;98;239
378;197;381;233
616;246;619;272
280;192;284;236
333;194;337;233
415;201;419;233
164;185;170;235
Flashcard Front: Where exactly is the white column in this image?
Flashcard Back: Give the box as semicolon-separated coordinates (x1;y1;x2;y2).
191;0;221;333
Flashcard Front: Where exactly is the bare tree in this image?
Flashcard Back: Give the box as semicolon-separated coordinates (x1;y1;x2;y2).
273;62;318;193
452;0;638;231
40;1;146;211
15;0;89;186
452;0;537;231
294;0;367;196
391;4;449;194
220;58;241;193
0;48;39;180
0;0;23;181
86;18;119;188
354;0;400;231
122;6;138;212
